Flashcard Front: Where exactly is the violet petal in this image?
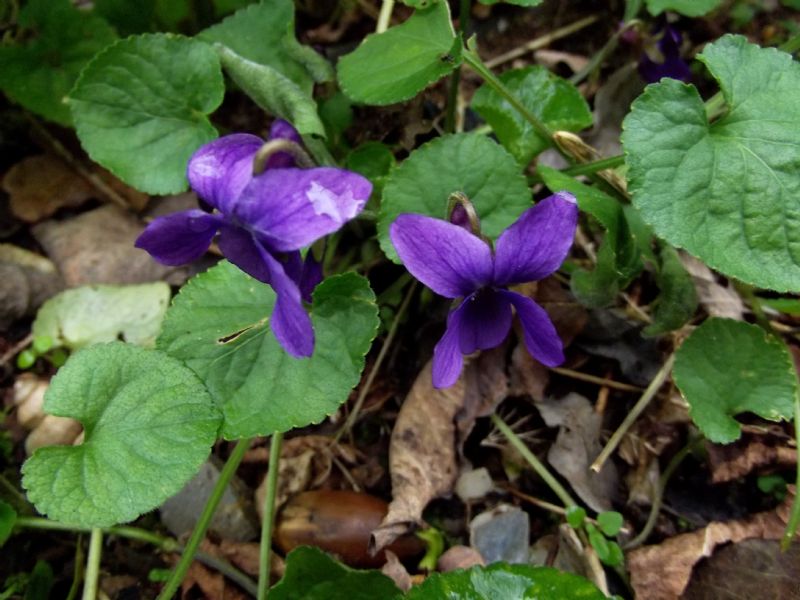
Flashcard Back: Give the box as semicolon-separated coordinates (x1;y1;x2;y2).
432;300;468;388
135;209;222;266
457;290;513;355
187;134;263;214
499;290;564;367
299;252;323;303
235;167;371;252
254;242;315;358
217;226;272;283
390;214;493;299
493;192;578;286
266;119;303;169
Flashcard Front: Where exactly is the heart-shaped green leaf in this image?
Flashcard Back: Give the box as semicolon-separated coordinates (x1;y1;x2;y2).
0;0;117;125
673;318;797;443
337;1;460;105
270;547;402;600
158;264;379;439
69;34;224;194
379;133;531;263
623;35;800;292
473;67;592;164
645;0;723;16
22;343;221;528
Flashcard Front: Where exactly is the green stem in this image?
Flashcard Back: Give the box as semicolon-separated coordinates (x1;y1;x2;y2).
560;155;625;177
779;32;800;54
157;438;253;600
258;432;284;599
445;0;470;134
376;0;394;33
782;387;800;550
14;518;257;595
0;473;32;515
81;529;102;600
462;49;554;143
491;413;577;508
590;353;676;473
624;438;698;549
569;21;640;86
335;281;417;442
66;533;85;600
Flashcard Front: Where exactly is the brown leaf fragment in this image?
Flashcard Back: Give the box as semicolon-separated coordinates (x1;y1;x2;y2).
508;342;549;402
536;393;619;512
678;252;745;320
32;205;181;286
436;546;485;572
683;539;800;600
707;438;797;484
218;540;261;576
371;350;508;554
3;154;93;223
627;491;798;600
382;551;412;592
0;244;63;329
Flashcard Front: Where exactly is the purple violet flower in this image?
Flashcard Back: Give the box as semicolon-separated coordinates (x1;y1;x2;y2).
638;25;691;83
135;120;372;358
390;192;579;388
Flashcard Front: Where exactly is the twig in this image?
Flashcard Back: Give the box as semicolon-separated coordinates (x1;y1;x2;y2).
491;413;577;508
591;353;676;473
25;114;129;210
485;15;599;69
0;333;33;367
335;281;417;442
549;367;643;393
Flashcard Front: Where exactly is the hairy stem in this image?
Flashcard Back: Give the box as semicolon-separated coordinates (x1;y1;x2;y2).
491;413;577;508
81;529;102;600
591;353;675;473
258;431;284;600
157;438;253;600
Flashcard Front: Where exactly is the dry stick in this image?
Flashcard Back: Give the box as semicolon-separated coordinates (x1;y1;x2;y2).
549;366;643;393
590;353;676;473
0;333;33;367
25;114;129;210
485;14;599;69
334;281;417;443
376;0;395;33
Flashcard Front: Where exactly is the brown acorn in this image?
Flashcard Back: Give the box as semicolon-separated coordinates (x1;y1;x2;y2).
275;490;424;568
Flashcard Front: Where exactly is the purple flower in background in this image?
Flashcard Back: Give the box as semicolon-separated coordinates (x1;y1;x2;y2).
390;192;578;388
638;25;691;83
136;120;372;358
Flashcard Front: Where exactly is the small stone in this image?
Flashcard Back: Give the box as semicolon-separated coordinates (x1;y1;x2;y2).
455;467;493;502
160;460;259;542
469;504;530;565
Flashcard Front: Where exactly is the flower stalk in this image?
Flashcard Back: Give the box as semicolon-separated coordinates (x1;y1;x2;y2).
258;431;284;600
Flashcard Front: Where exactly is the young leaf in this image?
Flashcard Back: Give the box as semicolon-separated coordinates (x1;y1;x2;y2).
585;523;610;563
158;264;379;439
0;500;15;548
0;0;117;125
472;67;592;164
597;511;624;537
32;283;171;351
645;0;723;16
644;244;697;336
69;34;224;194
22;343;221;528
405;563;606;599
337;1;461;105
379;134;531;263
270;546;402;600
199;0;330;92
538;165;641;306
622;35;800;292
673;318;797;443
216;45;326;138
566;505;587;529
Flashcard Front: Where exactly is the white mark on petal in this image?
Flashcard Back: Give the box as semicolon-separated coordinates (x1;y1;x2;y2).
306;181;358;223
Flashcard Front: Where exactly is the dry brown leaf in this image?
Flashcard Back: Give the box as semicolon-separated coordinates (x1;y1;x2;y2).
0;244;63;329
381;551;412;592
370;349;508;554
24;415;82;455
707;438;797;483
218;540;261;576
678;253;745;320
537;393;619;512
534;49;589;74
436;546;485;572
3;154;93;223
627;491;798;600
32;205;180;286
508;342;549;401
